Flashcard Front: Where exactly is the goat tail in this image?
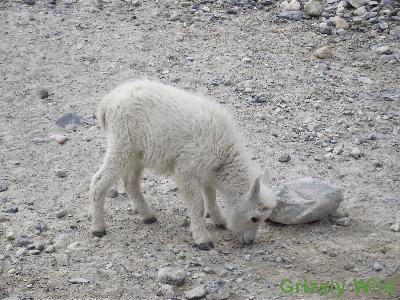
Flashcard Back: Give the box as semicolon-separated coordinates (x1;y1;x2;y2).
97;96;108;131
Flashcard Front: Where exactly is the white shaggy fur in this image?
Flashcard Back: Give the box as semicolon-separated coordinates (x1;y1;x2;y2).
90;79;276;249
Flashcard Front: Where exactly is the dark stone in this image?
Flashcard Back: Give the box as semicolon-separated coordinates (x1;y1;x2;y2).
143;216;157;224
6;207;18;213
38;89;49;99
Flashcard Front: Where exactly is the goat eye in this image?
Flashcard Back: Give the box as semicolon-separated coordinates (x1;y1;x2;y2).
251;217;259;223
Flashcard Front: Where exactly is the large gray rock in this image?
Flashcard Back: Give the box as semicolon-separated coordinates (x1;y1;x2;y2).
269;177;344;224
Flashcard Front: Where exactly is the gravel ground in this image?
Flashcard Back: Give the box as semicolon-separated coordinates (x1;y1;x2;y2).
0;0;399;299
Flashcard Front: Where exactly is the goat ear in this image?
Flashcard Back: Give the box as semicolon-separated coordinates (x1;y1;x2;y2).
250;177;261;201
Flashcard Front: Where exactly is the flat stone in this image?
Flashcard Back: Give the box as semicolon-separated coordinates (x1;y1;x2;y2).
207;280;230;300
269;177;344;224
185;286;207;299
279;11;304;21
375;46;392;55
56;113;83;128
157;267;186;286
15;248;26;257
28;249;41;255
55;209;67;218
50;134;68;145
372;261;383;271
6;232;15;240
5;207;18;214
278;154;291;162
68;277;89;284
14;237;31;247
44;245;56;253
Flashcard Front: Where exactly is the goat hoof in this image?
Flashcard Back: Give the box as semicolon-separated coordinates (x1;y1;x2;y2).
92;229;106;237
195;241;214;250
215;223;226;230
143;216;157;224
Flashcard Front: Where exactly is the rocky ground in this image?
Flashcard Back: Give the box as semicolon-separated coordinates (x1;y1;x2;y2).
0;0;399;299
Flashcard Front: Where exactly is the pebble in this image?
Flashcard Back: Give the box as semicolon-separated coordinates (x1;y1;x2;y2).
348;0;366;8
280;0;301;11
304;0;323;17
0;179;7;192
44;245;56;253
350;147;361;159
157;267;186;286
279;11;304;21
372;261;383;271
38;88;49;99
55;169;67;178
344;261;355;270
34;241;44;251
278;153;291;162
332;16;350;29
185;286;207;299
375;46;392;55
334;217;350;226
319;23;333;35
241;57;252;63
207;280;230;300
56;112;83;128
6;244;13;251
390;223;399;232
313;46;332;59
68;277;89;284
6;207;18;213
28;249;41;255
15;248;26;257
24;0;35;5
14;237;31;247
55;209;67;218
50;134;68;145
106;188;119;198
353;6;367;15
6;232;16;240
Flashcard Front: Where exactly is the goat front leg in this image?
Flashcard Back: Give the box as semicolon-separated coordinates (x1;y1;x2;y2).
203;185;226;229
177;177;214;250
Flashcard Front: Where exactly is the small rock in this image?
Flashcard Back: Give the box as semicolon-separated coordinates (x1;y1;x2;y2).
55;169;67;178
34;241;44;251
304;0;323;17
157;267;186;286
241;57;252;63
348;0;367;8
379;22;388;30
28;249;41;255
0;179;7;192
44;245;56;253
332;16;349;29
279;11;304;21
56;112;83;128
15;248;26;257
68;277;89;284
207;280;230;300
38;88;49;99
390;223;399;232
373;161;383;168
6;232;15;240
278;154;291;163
55;209;67;218
27;243;35;250
375;46;392;55
106;188;119;198
14;237;31;247
201;6;210;12
319;23;333;35
344;261;355;270
372;261;383;271
313;46;332;59
334;216;350;226
24;0;35;5
280;0;301;11
50;134;68;145
185;286;207;299
350;147;361;159
353;6;366;15
6;207;18;214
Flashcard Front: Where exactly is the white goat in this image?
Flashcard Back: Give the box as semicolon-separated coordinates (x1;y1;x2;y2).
90;79;276;250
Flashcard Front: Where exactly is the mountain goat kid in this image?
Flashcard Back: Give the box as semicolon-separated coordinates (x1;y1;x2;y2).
90;79;276;250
